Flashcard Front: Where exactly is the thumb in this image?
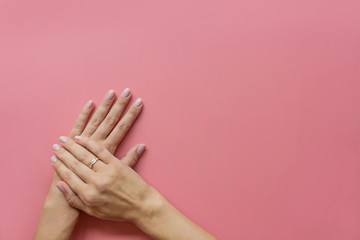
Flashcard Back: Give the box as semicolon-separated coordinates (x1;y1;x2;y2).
56;181;87;211
121;143;146;167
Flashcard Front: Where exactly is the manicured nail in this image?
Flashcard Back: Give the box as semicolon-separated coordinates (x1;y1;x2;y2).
86;100;93;108
56;184;66;193
136;144;146;154
59;136;67;143
134;98;142;108
74;135;82;140
121;88;131;98
52;144;60;151
106;90;115;100
50;156;57;163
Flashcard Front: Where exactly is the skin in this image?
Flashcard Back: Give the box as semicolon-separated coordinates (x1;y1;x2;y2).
51;136;218;240
36;88;217;239
35;88;143;240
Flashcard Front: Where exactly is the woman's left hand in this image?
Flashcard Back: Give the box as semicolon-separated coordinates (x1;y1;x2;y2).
35;89;144;240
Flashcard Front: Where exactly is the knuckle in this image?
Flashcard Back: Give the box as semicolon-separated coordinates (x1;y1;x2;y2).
70;160;82;170
82;137;90;145
130;107;140;116
108;146;116;154
126;156;137;167
104;115;117;126
94;177;111;192
95;211;107;220
72;123;83;131
96;145;107;156
87;208;101;219
106;167;118;181
83;189;98;206
117;121;130;133
114;163;126;179
62;171;72;182
102;141;112;151
65;139;74;148
66;196;77;207
73;115;87;129
103;99;113;105
131;104;142;114
90;117;102;126
78;151;90;161
117;99;127;106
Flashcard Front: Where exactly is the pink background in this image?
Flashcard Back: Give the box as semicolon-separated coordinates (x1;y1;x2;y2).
1;0;360;239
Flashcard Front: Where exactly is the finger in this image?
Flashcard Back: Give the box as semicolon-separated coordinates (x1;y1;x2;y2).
92;88;132;139
74;136;116;164
121;144;146;167
81;90;116;137
52;143;94;182
56;181;88;212
69;100;94;138
106;98;143;152
50;155;87;195
69;100;95;138
58;136;106;171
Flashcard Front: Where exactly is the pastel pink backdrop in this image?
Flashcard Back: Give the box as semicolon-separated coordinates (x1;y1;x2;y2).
0;0;360;239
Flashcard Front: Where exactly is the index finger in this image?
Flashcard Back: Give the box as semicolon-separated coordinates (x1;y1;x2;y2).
50;155;89;197
69;100;95;138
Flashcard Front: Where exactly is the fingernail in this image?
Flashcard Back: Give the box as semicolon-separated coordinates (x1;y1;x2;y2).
136;144;146;154
86;100;93;108
134;98;142;108
106;90;115;100
121;88;131;98
50;156;57;163
52;144;60;151
75;135;82;140
59;136;67;143
56;184;66;193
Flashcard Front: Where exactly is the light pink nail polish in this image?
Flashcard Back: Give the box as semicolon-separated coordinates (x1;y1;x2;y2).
53;144;60;151
106;90;115;100
134;98;143;108
50;156;57;163
59;136;67;143
56;184;66;193
121;88;131;98
136;144;146;154
86;100;93;108
75;135;82;140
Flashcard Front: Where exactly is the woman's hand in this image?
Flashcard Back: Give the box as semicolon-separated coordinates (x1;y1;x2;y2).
35;88;144;240
51;136;152;222
71;88;143;155
51;137;218;240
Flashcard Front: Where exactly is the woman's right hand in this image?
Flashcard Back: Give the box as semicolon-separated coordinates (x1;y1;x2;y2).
51;136;158;222
51;135;155;222
51;136;218;240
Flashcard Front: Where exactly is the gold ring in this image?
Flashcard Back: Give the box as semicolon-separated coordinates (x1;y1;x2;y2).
89;158;99;169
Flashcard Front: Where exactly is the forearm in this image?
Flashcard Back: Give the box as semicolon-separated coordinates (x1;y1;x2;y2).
34;174;79;240
135;187;218;240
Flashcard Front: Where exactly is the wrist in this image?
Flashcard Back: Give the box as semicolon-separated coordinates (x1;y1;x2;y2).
41;183;80;222
36;174;80;233
35;184;80;240
132;186;169;230
44;180;79;215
